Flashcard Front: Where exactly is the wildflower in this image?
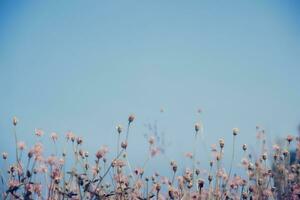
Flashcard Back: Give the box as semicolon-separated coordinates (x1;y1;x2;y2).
116;125;122;134
50;132;58;141
35;128;44;137
219;139;225;149
96;146;109;159
185;152;193;159
66;131;75;141
33;143;43;157
12;116;18;126
121;141;128;149
148;136;155;145
17;141;26;150
232;128;239;136
76;137;83;145
195;123;201;132
128;114;135;123
242;144;247;151
262;153;267;161
286;135;294;144
112;159;126;168
2;152;8;160
150;147;160;157
170;161;177;172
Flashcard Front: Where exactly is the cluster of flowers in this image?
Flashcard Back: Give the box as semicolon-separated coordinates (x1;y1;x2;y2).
1;116;300;200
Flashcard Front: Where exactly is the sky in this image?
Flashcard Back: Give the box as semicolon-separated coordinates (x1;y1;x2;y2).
0;1;300;174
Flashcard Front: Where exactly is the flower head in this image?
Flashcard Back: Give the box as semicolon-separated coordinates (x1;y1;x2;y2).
50;132;58;141
116;125;122;134
232;128;239;136
18;141;26;150
12;116;18;126
35;128;44;137
128;114;135;123
2;152;8;160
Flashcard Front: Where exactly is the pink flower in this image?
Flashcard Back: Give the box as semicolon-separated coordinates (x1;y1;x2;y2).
96;146;109;159
185;152;193;159
150;147;160;157
50;132;58;141
35;128;44;137
18;141;26;150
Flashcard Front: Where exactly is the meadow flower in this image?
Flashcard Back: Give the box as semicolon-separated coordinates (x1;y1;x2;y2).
286;135;294;143
33;142;43;157
50;132;58;141
242;144;247;151
17;141;26;150
116;125;122;134
232;128;239;136
195;123;201;132
96;146;109;159
148;136;155;145
76;137;83;145
185;152;193;159
150;147;160;157
2;152;8;159
35;128;44;137
121;141;128;149
128;114;135;123
66;131;75;141
12;116;18;126
219;138;225;149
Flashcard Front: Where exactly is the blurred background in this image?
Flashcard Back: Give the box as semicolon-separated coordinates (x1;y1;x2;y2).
0;1;300;175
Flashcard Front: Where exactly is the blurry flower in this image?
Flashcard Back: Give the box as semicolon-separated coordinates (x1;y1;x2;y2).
76;137;83;145
121;141;128;149
150;147;160;157
232;128;239;136
12;116;18;126
35;128;44;137
96;146;109;159
128;114;135;123
195;123;201;132
33;143;43;157
185;152;193;159
2;152;8;160
286;135;294;144
116;125;122;134
272;144;280;151
50;132;58;141
66;131;75;141
219;139;225;149
17;141;26;150
148;136;155;145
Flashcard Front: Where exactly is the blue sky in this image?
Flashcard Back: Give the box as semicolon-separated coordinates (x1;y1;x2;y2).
0;1;300;173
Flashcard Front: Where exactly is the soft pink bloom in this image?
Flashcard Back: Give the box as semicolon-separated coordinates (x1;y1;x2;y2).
35;128;44;137
150;147;160;157
50;132;58;141
17;141;26;150
96;146;109;159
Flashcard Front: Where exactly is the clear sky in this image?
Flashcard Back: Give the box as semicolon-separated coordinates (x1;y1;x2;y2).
0;1;300;173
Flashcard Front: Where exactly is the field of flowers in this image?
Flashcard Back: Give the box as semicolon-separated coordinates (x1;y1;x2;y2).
1;115;299;200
